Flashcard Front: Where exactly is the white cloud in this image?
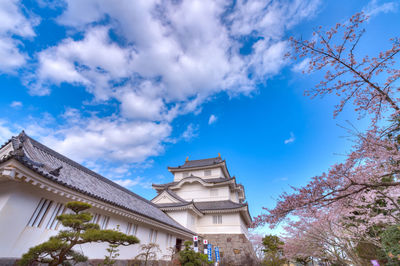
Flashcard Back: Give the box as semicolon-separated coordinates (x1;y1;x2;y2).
113;176;152;189
0;0;37;73
0;121;14;144
35;26;131;98
284;132;295;144
38;114;171;164
292;58;311;73
114;177;141;187
181;123;199;142
363;0;398;17
10;101;22;108
14;0;320;172
34;0;321;106
208;114;218;125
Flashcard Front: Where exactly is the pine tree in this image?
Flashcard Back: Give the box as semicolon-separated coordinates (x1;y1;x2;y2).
19;201;139;266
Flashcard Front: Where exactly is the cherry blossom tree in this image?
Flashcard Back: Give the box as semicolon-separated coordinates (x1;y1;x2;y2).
254;11;400;260
282;208;366;265
291;12;400;123
249;233;265;261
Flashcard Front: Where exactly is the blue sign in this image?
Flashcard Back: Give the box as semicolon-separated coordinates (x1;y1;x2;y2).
214;246;220;262
207;244;212;261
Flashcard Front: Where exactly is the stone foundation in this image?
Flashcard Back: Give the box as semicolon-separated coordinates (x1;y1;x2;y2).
201;234;258;266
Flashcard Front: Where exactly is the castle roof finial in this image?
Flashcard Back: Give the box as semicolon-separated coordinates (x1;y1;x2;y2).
186;156;189;161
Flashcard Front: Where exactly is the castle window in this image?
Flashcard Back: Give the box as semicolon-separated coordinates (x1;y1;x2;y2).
28;198;53;228
126;222;138;235
212;215;222;224
149;229;158;242
210;188;219;196
166;233;173;246
91;213;101;224
100;216;110;229
46;202;66;230
204;169;211;176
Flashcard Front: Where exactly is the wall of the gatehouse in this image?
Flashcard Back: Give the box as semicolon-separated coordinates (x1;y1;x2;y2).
201;234;258;266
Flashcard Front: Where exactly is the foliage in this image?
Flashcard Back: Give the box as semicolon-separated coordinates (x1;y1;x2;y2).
178;241;211;266
19;201;139;266
381;224;400;265
135;243;161;266
261;235;286;266
263;252;287;266
104;228;121;266
262;235;283;254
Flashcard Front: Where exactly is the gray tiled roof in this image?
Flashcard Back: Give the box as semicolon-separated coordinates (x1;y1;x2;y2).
194;200;247;211
169;157;224;169
1;132;194;235
153;176;231;188
157;202;192;208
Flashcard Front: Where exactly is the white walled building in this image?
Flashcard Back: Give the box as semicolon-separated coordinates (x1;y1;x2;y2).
0;132;193;262
0;132;256;265
151;157;256;264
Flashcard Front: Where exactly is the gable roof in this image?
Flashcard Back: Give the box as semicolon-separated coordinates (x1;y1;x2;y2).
0;131;194;235
164;189;187;202
152;189;187;204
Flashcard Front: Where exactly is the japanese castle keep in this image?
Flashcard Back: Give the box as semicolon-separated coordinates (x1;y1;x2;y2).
152;157;256;264
0;131;256;265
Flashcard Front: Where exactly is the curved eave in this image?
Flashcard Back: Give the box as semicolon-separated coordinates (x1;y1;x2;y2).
170;176;235;190
153;176;236;191
159;202;204;217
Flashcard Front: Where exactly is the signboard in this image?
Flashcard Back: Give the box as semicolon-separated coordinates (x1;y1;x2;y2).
207;244;212;261
193;235;198;252
203;239;208;245
214;246;220;262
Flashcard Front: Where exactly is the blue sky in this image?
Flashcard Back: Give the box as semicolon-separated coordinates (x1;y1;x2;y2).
0;0;399;234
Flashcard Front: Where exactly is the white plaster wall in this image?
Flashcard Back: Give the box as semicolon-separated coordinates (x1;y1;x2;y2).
0;142;13;159
230;191;239;203
240;217;250;239
175;183;230;202
0;181;184;260
196;213;243;235
0;180;12;211
173;167;225;181
166;211;188;229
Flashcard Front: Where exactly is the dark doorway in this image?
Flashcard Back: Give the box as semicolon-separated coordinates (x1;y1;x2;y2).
176;238;183;252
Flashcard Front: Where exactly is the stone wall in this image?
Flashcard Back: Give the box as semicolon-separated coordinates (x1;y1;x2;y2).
201;234;258;266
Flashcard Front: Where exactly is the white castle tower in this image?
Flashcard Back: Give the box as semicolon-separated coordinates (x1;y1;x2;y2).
151;155;256;265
